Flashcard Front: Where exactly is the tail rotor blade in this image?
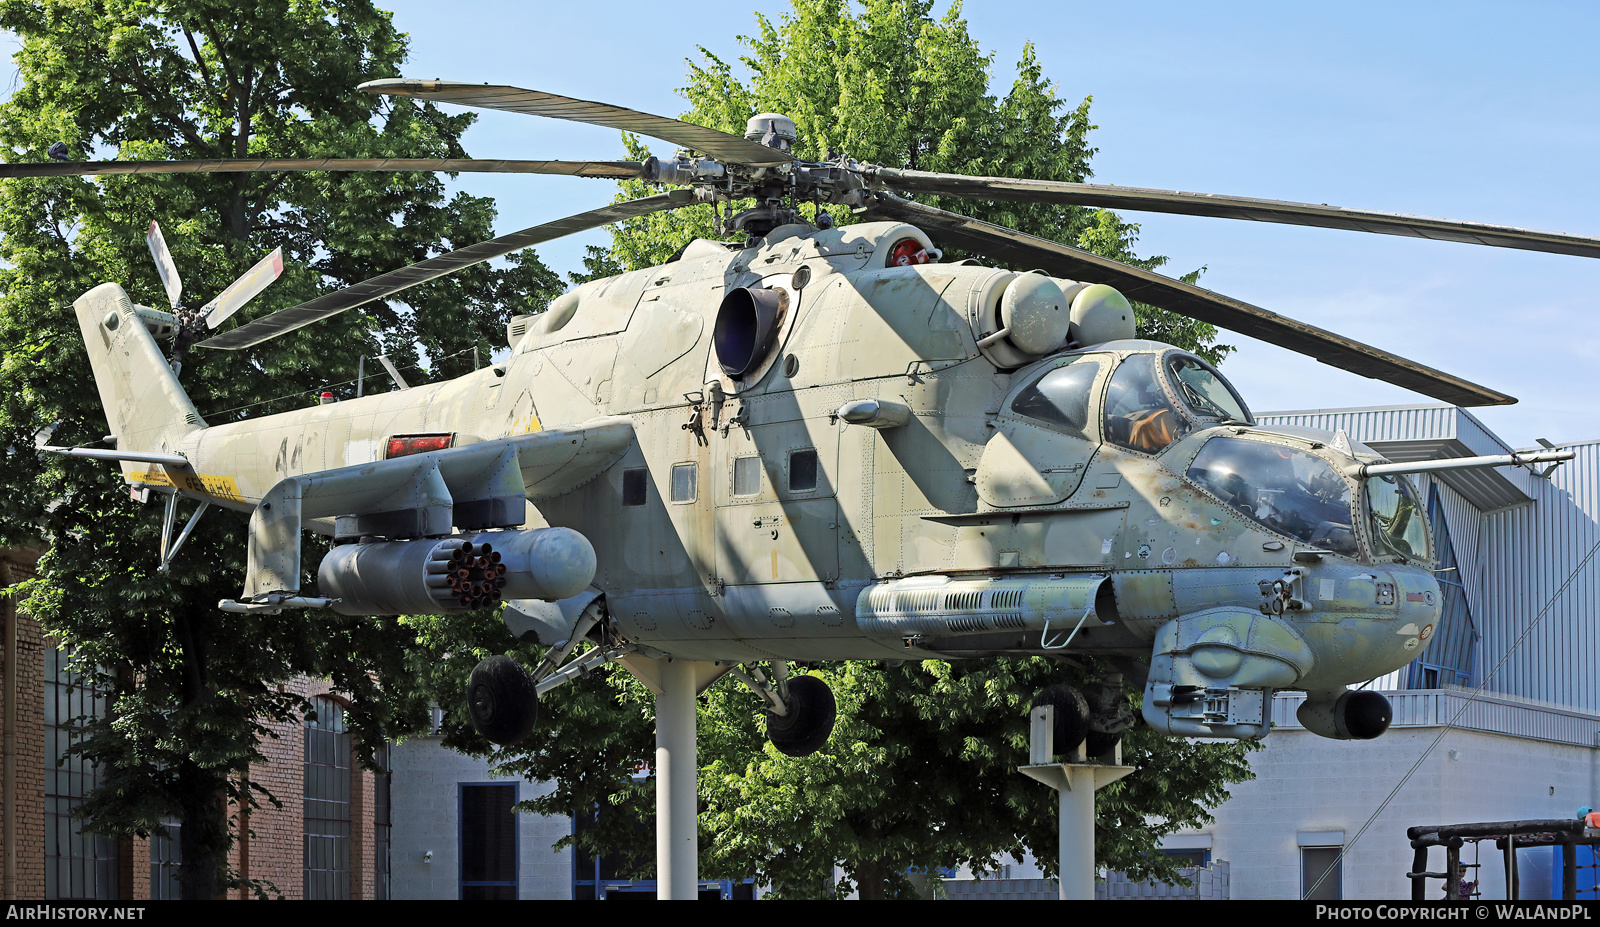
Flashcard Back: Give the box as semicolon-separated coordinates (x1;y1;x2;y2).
146;221;183;309
197;193;682;351
203;247;285;329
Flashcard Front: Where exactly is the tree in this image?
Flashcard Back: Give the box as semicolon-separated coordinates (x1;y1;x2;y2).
447;0;1256;901
0;0;560;898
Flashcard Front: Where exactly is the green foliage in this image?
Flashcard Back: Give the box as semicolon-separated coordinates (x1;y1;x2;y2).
0;0;560;897
695;659;1255;898
595;0;1230;366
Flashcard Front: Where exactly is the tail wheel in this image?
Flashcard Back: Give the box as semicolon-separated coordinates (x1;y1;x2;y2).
766;675;836;757
467;655;539;745
1031;683;1091;755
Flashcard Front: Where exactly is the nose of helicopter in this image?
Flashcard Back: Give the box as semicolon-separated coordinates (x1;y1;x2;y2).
1292;563;1444;692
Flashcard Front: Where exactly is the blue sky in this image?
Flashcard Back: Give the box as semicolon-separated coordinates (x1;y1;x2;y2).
13;1;1600;447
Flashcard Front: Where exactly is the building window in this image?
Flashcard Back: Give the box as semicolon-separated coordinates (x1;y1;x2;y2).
670;463;697;503
622;468;647;506
304;696;352;900
44;646;118;900
1159;847;1210;868
374;742;392;901
1302;846;1343;900
461;783;517;900
149;817;181;900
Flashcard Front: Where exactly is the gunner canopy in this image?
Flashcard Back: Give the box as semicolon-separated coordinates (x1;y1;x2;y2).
1186;437;1360;557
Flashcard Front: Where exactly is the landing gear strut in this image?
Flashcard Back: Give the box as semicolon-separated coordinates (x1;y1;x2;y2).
1085;678;1137;757
467;655;539;745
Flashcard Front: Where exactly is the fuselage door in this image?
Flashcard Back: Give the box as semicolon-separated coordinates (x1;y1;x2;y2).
976;353;1109;507
714;401;840;586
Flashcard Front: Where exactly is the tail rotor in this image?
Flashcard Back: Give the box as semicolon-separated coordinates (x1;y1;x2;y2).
144;220;283;375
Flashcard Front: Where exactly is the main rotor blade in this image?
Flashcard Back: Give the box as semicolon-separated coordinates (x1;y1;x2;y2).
866;195;1515;407
360;79;791;168
871;168;1600;260
197;194;682;351
203;247;284;330
145;221;182;310
0;157;644;180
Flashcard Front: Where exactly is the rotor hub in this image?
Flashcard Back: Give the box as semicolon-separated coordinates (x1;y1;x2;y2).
745;113;798;152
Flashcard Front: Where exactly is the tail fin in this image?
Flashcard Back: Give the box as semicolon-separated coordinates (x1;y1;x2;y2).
74;283;205;471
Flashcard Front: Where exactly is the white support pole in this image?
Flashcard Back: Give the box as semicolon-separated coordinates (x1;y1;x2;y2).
1057;768;1097;899
656;657;699;900
1019;704;1135;900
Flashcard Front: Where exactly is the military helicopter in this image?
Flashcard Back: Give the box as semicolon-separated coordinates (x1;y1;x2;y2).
18;79;1583;758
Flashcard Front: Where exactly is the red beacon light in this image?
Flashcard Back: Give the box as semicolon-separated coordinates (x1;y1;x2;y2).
318;391;335;405
888;238;940;267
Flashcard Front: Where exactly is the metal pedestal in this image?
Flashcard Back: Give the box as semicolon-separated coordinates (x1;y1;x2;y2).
1018;705;1135;900
656;658;698;899
624;656;728;900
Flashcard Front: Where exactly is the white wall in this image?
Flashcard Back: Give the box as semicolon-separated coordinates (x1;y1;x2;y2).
389;735;573;900
1186;726;1600;900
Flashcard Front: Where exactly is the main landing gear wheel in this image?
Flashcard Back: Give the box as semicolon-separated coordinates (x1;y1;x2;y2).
766;675;836;757
1031;683;1091;755
467;655;539;745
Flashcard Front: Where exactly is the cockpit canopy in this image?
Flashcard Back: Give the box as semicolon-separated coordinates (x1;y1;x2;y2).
1187;437;1360;557
1008;346;1252;455
1186;435;1432;562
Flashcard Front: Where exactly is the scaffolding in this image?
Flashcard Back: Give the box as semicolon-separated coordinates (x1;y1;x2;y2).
1406;818;1600;901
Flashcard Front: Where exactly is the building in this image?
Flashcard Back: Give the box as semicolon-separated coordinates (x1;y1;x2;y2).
0;556;395;903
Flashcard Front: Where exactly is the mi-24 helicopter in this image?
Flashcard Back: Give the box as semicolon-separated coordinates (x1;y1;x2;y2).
16;79;1583;757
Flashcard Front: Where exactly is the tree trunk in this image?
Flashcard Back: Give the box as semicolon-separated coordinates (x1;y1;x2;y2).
172;608;227;899
175;760;227;900
854;859;888;900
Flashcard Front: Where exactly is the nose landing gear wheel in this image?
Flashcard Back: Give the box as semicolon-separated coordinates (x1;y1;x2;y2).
467;655;539;745
1031;683;1091;755
766;674;836;757
1085;680;1136;758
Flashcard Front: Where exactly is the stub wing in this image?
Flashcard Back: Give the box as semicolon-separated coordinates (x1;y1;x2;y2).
238;417;634;601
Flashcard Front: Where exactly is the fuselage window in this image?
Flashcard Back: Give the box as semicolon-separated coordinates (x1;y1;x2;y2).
733;456;762;497
1009;359;1102;436
622;468;648;506
670;463;697;503
788;449;819;492
1104;353;1187;454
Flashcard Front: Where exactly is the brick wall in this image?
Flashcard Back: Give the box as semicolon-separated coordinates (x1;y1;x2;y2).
2;547;383;901
1;549;45;900
233;676;379;900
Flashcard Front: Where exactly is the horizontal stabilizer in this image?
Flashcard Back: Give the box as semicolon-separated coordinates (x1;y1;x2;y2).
40;445;192;468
